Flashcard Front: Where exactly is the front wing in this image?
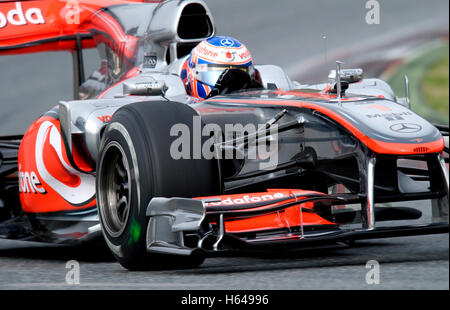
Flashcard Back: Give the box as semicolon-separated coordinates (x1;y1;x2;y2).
144;191;449;257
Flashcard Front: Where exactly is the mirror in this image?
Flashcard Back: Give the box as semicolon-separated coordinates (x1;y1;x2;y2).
123;80;168;96
328;68;363;84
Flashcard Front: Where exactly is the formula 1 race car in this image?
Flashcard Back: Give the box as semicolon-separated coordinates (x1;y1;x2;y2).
0;0;448;270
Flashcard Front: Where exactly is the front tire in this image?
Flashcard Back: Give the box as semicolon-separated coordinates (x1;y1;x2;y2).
96;101;220;270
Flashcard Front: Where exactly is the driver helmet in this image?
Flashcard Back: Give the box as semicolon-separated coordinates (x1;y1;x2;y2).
183;36;255;99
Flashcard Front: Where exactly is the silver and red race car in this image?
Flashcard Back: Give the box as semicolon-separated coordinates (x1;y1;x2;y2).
0;0;448;270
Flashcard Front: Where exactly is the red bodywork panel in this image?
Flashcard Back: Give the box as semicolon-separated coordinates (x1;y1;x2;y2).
0;0;161;56
18;115;96;213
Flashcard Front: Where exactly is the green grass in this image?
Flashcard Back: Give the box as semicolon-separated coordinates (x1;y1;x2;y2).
422;52;449;117
387;42;449;124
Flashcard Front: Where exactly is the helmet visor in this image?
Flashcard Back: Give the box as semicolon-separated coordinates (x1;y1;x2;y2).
193;64;253;87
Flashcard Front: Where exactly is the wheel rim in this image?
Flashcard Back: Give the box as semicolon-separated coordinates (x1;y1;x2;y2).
98;141;132;238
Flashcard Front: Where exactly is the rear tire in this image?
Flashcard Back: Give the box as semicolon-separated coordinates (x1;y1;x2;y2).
96;101;221;270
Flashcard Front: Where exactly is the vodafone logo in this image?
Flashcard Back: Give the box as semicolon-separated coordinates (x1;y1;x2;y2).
196;44;219;59
97;115;112;123
204;193;286;206
35;121;96;206
238;49;251;61
0;2;45;29
18;164;46;194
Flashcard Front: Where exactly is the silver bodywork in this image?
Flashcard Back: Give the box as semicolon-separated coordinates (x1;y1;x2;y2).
56;0;446;239
60;67;411;164
57;0;415;165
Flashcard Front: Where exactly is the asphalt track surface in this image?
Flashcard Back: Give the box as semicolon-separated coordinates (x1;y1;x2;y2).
0;0;449;290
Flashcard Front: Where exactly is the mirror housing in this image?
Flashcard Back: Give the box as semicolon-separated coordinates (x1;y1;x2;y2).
328;68;364;84
123;80;168;96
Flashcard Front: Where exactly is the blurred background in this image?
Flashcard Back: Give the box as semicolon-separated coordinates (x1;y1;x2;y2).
0;0;448;135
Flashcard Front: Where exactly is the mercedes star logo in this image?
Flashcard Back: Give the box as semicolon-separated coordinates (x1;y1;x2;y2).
220;38;234;47
389;123;422;133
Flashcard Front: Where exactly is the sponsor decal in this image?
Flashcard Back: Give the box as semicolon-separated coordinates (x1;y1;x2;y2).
364;104;391;112
238;49;251;61
366;111;412;121
220;38;234;47
204;193;286;206
35;121;96;205
0;2;45;29
18;164;46;194
143;55;157;69
196;44;219;59
389;123;422;133
195;42;251;63
97;115;112;123
225;51;235;61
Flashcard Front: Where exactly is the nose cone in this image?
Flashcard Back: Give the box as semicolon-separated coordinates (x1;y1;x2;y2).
329;98;444;154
